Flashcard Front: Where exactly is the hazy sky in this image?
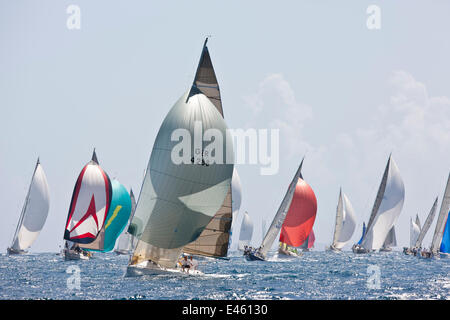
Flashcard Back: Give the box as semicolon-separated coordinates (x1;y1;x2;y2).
1;1;449;252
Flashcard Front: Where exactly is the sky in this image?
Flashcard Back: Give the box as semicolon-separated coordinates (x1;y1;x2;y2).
1;1;449;252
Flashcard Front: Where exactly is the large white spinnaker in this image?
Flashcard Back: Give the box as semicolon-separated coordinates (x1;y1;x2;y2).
430;173;450;254
9;158;50;253
332;189;357;250
238;211;253;251
128;90;234;269
361;155;405;251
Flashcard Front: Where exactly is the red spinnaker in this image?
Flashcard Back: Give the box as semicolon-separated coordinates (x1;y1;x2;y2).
279;178;317;247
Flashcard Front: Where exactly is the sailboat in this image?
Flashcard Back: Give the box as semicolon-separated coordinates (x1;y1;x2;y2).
238;211;254;251
380;226;397;252
182;39;235;259
420;172;450;258
7;158;50;255
277;162;317;258
115;189;138;255
352;155;405;254
62;149;112;260
126;39;234;275
327;189;357;252
243;158;305;261
78;178;132;253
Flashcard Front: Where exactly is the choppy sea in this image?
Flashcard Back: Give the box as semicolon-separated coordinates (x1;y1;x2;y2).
0;250;448;300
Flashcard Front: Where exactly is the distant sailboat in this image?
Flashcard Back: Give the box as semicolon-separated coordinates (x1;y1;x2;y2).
79;179;132;253
126;39;234;275
352;155;405;254
182;38;235;259
410;216;421;248
244;158;304;261
328;189;357;252
238;211;253;251
7;158;50;255
115;189;138;255
404;197;438;255
380;226;397;252
62;149;112;260
420;173;450;258
278;160;317;257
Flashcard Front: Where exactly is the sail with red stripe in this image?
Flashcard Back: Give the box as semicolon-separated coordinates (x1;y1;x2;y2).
279;178;317;247
64;150;112;244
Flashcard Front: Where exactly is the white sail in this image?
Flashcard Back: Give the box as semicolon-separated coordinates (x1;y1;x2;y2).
258;158;304;257
261;219;267;243
332;190;357;249
129;91;234;268
410;217;421;247
383;226;397;248
415;197;438;248
361;155;405;251
229;168;242;248
10;159;50;252
430;173;450;253
238;211;253;250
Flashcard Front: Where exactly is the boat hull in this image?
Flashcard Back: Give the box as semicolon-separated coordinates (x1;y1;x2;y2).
278;248;302;258
62;249;91;261
352;245;370;254
126;261;203;277
326;246;341;253
7;247;27;255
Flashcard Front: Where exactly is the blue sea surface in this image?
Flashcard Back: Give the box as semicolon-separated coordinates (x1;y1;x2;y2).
0;251;448;300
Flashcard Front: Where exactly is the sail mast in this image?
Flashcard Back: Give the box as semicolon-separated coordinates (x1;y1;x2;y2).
430;172;450;253
10;158;40;248
414;197;438;248
331;188;344;248
258;157;305;257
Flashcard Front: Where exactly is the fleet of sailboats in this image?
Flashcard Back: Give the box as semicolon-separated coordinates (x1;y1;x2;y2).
4;40;449;278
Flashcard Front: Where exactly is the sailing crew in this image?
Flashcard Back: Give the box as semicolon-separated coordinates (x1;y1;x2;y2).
180;256;191;273
189;256;198;271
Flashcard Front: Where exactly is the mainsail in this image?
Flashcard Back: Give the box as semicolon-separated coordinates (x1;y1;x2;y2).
128;88;234;268
80;179;132;252
382;226;397;248
331;189;357;250
115;189;138;254
430;173;450;254
410;217;421;247
278;178;317;248
9;158;50;253
183;38;234;258
258;158;305;258
414;197;438;248
64;150;112;244
238;211;253;250
360;155;405;251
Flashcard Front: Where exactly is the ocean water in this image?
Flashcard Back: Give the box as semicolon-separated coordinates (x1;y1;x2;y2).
0;250;448;300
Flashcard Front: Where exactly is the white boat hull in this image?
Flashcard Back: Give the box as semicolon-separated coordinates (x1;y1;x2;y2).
126;261;203;277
